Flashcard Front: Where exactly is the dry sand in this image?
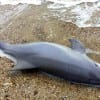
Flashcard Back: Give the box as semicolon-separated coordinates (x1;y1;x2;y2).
0;4;100;100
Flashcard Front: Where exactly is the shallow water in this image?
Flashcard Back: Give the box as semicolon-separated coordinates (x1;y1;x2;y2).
0;0;100;27
0;4;28;25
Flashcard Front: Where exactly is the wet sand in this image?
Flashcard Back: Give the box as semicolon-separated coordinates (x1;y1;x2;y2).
0;4;100;100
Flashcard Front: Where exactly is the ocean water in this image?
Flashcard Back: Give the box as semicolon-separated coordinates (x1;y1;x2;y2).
0;0;100;27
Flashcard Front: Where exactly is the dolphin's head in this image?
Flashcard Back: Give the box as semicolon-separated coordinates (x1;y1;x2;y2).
88;61;100;86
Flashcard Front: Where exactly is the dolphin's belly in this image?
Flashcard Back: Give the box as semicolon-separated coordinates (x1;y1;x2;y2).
30;55;92;82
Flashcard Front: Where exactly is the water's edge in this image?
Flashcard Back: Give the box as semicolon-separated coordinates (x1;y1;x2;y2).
0;0;100;27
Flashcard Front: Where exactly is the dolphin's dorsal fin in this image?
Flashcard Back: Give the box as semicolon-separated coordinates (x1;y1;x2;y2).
69;38;86;53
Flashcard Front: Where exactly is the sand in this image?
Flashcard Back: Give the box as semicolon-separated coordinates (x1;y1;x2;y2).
0;4;100;100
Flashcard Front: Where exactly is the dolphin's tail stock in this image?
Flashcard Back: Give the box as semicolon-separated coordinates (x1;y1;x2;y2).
0;41;10;58
0;42;7;57
0;41;8;50
0;41;17;63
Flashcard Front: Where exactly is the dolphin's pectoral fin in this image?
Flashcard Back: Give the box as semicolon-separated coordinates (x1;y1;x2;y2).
69;38;86;53
11;60;36;71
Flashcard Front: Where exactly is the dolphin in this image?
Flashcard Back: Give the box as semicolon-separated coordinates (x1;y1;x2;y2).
0;39;100;86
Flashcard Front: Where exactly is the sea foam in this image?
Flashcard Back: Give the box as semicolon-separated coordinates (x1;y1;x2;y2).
0;0;100;27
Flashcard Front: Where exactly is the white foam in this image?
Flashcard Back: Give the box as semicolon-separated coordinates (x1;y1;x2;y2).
0;0;99;8
47;0;100;8
0;0;42;5
47;0;100;27
0;0;100;27
71;5;95;27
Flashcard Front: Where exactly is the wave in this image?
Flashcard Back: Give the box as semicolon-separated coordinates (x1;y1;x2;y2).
0;0;100;27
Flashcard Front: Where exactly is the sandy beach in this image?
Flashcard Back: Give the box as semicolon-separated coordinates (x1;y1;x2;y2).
0;4;100;100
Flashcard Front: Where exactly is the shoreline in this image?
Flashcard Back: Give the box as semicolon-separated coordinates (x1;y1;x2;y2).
0;4;100;100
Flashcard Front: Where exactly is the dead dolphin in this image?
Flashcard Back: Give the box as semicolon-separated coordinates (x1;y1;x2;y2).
0;39;100;86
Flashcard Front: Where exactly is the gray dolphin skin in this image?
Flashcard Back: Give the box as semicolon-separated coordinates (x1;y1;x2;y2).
0;39;100;86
